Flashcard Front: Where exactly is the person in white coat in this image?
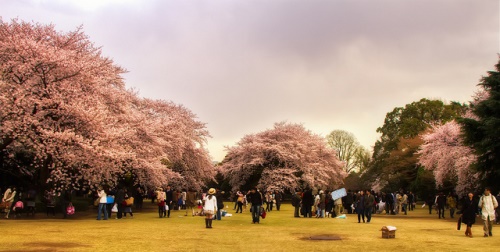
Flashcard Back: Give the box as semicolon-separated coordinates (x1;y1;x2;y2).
203;188;218;228
478;187;498;237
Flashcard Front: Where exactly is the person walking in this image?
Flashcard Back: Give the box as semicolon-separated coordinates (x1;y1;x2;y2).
156;187;166;218
165;185;173;218
478;188;498;237
356;191;365;223
436;192;446;219
364;190;375;223
247;187;263;224
96;187;108;220
203;188;217;228
274;190;282;211
185;189;196;216
235;191;244;213
447;192;457;218
461;192;478;238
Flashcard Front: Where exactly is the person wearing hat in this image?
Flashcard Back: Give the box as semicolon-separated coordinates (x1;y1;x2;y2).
203;188;218;228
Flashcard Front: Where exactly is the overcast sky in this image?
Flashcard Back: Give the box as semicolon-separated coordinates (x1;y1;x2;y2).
2;0;499;161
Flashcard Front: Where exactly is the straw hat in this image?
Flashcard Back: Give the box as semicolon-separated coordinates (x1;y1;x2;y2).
208;188;216;195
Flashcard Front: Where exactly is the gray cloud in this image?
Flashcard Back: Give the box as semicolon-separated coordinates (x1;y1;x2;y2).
1;0;498;160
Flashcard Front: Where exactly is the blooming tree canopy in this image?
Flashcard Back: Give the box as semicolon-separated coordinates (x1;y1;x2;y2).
220;122;346;192
0;19;214;191
417;121;478;195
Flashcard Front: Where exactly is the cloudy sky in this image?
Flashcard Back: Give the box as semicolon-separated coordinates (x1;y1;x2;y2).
1;0;499;161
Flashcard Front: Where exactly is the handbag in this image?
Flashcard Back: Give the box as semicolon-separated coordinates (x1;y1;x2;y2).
94;198;100;207
106;195;114;204
111;203;118;213
66;203;75;215
124;197;134;206
260;208;267;219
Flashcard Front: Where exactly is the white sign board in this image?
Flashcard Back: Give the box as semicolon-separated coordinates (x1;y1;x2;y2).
331;188;347;200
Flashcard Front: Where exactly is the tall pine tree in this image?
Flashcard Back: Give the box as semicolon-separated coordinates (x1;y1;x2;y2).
460;59;500;192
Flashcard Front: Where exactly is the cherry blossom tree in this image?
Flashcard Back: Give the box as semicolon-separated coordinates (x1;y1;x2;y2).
0;19;214;191
220;122;346;192
417;121;478;195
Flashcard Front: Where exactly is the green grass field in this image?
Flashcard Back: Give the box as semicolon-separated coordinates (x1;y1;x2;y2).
0;203;498;252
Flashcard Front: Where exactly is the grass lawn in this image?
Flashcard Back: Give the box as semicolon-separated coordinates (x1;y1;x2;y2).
0;202;498;252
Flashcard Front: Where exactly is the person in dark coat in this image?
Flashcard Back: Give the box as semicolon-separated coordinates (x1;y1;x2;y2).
461;192;478;238
115;187;125;219
291;191;301;217
215;190;224;220
302;189;314;218
356;191;365;223
343;190;354;214
425;194;435;214
436;192;446;219
165;185;173;218
247;187;263;224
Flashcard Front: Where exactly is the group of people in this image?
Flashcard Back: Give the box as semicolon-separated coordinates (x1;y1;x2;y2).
290;189;344;219
1;186;72;219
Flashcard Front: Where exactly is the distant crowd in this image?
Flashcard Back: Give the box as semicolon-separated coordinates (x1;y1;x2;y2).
2;185;499;236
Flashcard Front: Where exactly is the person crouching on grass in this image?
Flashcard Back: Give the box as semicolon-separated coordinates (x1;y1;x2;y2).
204;188;217;228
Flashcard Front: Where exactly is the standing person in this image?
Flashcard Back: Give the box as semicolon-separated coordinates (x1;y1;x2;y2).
235;191;244;213
165;185;173;218
425;194;435;215
478;188;498;237
203;188;217;228
274;190;282;211
364;190;375;223
333;196;342;217
247;187;263;224
215;190;224;220
60;189;72;219
291;191;301;218
123;190;134;218
385;192;394;215
436;192;446;219
302;189;314;218
156;187;166;218
185;189;196;216
317;190;326;218
356;191;365;223
2;187;16;219
265;191;272;212
134;188;144;211
115;187;125;219
461;192;478;238
96;187;108;220
343;190;354;214
447;192;457;218
401;192;408;215
408;191;415;211
325;191;333;217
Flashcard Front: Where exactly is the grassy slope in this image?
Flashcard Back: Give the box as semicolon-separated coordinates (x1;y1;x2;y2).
0;203;498;252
